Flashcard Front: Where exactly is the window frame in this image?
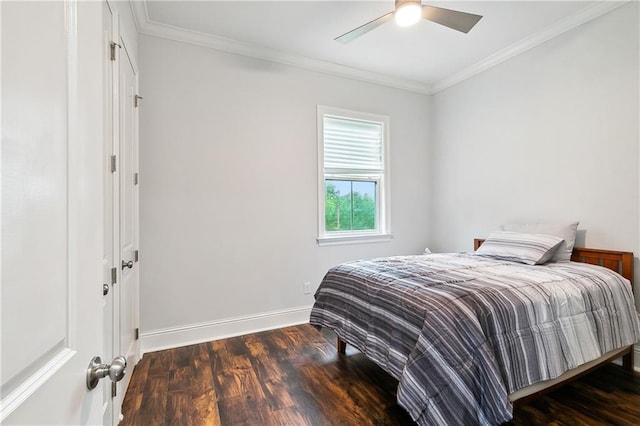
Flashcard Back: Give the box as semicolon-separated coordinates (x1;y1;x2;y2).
317;105;392;246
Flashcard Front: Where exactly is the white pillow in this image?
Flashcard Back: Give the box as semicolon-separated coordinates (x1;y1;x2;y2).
500;221;579;262
475;231;564;265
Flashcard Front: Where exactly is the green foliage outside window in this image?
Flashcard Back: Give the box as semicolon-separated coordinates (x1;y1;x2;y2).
325;181;376;232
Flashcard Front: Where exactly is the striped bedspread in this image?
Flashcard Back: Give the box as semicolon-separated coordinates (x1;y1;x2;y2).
309;253;640;425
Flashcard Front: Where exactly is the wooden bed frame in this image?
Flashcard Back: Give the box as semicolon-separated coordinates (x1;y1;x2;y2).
335;241;637;407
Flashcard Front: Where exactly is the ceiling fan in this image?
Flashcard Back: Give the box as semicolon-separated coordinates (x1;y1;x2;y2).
335;0;483;44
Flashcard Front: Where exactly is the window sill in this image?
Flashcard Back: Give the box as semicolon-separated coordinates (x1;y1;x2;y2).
316;233;393;247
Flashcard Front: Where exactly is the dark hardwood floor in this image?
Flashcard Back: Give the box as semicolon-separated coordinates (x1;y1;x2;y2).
121;324;640;425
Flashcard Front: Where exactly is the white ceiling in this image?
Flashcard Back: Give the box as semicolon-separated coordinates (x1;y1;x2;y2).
134;1;624;93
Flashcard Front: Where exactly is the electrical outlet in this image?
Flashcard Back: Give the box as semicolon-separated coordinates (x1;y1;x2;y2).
303;282;311;294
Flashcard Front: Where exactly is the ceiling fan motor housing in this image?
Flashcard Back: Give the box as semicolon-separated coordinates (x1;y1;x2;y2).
395;0;422;8
395;0;423;26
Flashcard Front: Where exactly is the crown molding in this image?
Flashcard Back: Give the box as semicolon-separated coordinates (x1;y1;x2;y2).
431;1;629;94
130;1;628;96
131;5;432;95
129;0;148;34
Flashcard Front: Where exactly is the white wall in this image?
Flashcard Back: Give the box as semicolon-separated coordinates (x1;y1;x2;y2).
430;2;639;285
138;35;431;349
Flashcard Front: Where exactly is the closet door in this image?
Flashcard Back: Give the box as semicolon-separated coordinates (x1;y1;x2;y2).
105;10;140;421
116;36;141;404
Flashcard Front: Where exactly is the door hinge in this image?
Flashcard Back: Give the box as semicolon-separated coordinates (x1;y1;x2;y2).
110;155;117;173
134;94;143;108
134;173;139;185
110;42;121;61
111;267;117;285
134;250;139;262
135;328;140;340
111;381;117;398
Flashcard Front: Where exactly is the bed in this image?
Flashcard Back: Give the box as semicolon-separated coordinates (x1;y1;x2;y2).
309;235;640;426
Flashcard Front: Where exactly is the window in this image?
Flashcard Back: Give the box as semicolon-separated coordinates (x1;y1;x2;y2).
317;106;391;245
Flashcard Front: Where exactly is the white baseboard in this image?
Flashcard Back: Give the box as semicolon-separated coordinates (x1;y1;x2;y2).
140;305;313;354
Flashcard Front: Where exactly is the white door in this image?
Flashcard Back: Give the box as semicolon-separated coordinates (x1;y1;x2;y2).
115;36;141;403
103;5;140;423
1;1;122;424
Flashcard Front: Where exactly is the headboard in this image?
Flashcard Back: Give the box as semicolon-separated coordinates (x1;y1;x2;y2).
473;238;634;286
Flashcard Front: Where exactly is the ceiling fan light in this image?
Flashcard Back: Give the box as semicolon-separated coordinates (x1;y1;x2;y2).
395;2;422;27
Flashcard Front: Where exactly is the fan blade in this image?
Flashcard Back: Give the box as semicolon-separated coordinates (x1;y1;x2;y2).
422;5;482;33
335;11;394;44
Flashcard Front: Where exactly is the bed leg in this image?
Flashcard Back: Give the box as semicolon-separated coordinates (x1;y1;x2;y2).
337;336;346;355
622;348;634;371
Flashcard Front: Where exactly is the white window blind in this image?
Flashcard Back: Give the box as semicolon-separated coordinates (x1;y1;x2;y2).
323;116;383;172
